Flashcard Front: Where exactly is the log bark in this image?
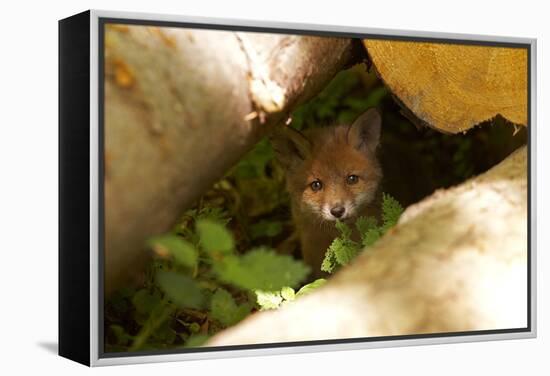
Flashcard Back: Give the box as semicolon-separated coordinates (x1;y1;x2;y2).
363;40;528;133
208;146;528;345
104;25;362;292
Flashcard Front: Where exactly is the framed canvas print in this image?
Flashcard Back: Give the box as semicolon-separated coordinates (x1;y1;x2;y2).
58;9;536;366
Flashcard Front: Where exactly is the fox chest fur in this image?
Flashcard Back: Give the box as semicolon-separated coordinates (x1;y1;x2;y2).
272;109;383;276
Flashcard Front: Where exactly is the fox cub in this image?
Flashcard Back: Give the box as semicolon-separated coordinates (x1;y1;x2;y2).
271;108;383;276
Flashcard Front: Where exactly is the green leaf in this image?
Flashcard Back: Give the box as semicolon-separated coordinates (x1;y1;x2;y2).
156;271;205;309
152;320;177;344
132;289;161;315
194;206;231;225
234;163;258;179
334;238;359;265
321;246;337;273
280;286;295;301
110;325;134;346
330;237;359;266
185;334;210;348
249;220;284;240
355;216;378;235
213;247;310;291
362;227;382;247
196;219;234;254
210;288;251;326
148;235;198;269
296;279;326;298
233;138;275;179
171;241;198;269
210;288;236;324
335;220;352;239
188;322;200;333
381;193;404;231
255;290;283;310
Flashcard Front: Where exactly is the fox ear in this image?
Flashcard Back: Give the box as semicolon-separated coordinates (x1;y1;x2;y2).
347;108;381;154
270;127;311;168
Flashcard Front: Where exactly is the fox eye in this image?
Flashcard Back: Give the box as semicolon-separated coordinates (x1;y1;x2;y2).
346;174;359;185
310;180;323;191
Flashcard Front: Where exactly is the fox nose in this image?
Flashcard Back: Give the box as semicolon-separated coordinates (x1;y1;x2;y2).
330;206;346;218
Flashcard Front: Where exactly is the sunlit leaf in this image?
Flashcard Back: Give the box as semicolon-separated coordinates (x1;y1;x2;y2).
362;228;382;247
336;238;359;266
355;216;378;235
280;286;295;301
321;246;337;273
213;247;310;291
381;193;404;230
255;290;283;310
296;279;326;298
335;220;352;239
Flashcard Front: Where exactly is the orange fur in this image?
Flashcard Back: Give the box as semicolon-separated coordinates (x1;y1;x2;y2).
272;109;383;276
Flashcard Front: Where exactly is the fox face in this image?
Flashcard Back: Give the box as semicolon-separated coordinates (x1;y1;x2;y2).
272;108;382;222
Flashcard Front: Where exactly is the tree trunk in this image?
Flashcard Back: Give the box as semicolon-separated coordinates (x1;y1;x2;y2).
104;25;363;292
363;40;528;133
208;146;528;345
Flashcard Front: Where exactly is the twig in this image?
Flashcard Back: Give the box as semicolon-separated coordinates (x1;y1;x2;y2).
129;301;173;352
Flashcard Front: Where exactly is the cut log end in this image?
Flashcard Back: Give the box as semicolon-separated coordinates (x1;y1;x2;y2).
363;39;528;134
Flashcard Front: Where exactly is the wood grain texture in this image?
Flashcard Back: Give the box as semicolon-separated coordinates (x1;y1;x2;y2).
364;40;528;133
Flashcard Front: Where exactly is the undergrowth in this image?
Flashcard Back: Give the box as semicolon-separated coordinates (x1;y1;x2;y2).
106;207;316;352
106;194;403;351
105;67;403;352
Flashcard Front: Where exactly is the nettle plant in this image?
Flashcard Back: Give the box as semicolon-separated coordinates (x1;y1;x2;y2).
105;70;406;352
321;193;404;274
107;195;403;351
241;193;404;310
108;207;322;351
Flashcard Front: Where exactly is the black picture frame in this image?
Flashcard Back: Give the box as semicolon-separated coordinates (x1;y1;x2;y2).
59;9;537;367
